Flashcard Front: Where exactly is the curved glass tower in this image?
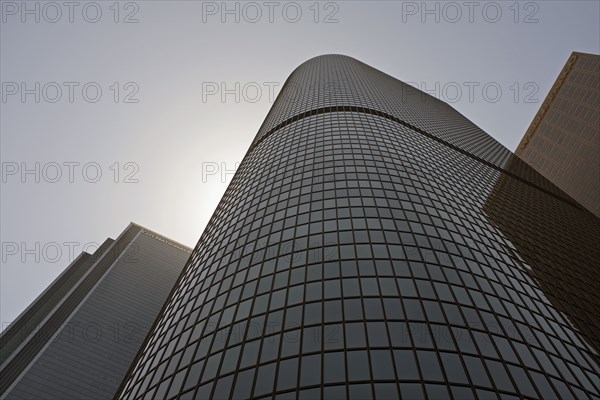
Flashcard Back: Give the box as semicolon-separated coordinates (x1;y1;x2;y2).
116;55;600;400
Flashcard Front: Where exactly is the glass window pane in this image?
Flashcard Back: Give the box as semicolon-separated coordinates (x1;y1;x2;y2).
300;354;321;386
281;329;301;357
374;383;398;400
464;356;492;388
485;359;514;392
399;383;424;399
254;362;276;396
344;299;363;320
345;322;367;348
417;351;443;381
260;334;280;362
349;384;372;400
277;358;299;391
323;385;346;399
367;322;389;346
302;326;321;353
370;350;395;380
232;369;254;399
394;350;419;380
440;352;468;384
324;352;346;383
347;350;370;381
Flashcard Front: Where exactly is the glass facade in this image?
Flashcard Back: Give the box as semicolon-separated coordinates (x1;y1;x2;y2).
116;55;600;400
1;224;191;399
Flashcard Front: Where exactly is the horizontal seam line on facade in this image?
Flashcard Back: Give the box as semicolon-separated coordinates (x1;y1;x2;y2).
249;106;583;210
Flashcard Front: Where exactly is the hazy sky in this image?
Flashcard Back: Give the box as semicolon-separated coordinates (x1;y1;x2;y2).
1;0;599;328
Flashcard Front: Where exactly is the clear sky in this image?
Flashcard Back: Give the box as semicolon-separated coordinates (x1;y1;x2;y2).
1;0;599;329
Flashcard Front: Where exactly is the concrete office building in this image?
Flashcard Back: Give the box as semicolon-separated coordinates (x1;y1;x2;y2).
0;223;191;399
516;51;600;217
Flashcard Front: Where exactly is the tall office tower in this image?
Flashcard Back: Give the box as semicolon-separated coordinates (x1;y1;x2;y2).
0;223;191;399
116;55;600;400
516;52;600;217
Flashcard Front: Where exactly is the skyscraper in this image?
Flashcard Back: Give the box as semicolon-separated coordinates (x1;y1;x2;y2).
116;55;600;400
0;223;191;399
516;52;600;217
